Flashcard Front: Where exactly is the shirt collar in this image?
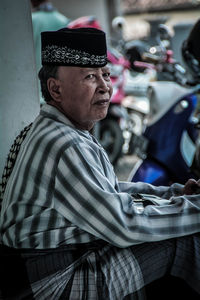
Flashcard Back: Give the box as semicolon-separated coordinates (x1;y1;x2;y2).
40;103;75;128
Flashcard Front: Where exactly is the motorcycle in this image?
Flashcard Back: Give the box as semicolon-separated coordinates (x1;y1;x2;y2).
111;16;171;74
110;21;173;155
128;24;200;185
129;81;200;185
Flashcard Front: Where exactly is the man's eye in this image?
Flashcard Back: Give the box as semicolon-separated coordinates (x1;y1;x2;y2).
86;74;95;79
103;72;111;79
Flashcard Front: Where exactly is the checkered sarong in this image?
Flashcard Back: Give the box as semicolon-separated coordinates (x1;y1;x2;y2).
1;234;200;299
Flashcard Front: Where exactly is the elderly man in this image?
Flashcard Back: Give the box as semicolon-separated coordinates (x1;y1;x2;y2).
1;27;200;299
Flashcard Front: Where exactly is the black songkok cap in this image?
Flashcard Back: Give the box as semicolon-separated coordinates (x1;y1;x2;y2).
41;27;107;67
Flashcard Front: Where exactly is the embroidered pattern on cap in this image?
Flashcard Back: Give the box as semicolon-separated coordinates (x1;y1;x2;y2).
42;45;107;65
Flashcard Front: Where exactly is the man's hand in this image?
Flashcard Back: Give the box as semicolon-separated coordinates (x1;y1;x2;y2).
183;178;200;195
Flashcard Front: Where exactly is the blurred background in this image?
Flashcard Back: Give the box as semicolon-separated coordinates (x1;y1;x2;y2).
50;0;200;63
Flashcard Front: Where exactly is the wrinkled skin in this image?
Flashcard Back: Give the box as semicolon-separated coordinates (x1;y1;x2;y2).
47;65;113;131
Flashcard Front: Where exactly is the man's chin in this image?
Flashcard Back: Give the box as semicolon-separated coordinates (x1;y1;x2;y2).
96;110;108;121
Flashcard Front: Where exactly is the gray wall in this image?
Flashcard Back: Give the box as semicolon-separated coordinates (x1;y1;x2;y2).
0;0;40;176
51;0;123;41
51;0;109;32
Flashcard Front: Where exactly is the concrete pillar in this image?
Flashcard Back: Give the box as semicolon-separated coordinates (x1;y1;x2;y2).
0;0;40;176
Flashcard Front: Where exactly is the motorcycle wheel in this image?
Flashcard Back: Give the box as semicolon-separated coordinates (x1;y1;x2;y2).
94;119;124;165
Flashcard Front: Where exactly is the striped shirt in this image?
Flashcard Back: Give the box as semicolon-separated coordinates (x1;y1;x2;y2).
1;104;200;249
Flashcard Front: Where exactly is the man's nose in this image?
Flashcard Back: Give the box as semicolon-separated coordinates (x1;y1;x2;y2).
97;77;110;93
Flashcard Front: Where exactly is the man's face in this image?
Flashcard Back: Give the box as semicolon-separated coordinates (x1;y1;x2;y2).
50;65;113;130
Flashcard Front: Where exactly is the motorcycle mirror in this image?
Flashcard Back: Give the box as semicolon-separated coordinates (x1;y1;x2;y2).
158;24;171;40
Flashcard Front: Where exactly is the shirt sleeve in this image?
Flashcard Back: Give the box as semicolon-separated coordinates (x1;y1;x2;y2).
54;141;200;248
118;181;184;198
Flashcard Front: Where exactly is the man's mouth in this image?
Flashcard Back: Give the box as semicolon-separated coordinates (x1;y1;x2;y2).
94;99;110;106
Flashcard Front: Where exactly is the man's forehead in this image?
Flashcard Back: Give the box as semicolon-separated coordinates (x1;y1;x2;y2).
79;65;110;73
58;65;109;75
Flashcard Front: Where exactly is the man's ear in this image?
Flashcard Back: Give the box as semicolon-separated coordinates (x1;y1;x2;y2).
47;78;61;102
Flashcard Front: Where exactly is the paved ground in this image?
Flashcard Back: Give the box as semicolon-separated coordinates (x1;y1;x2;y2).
114;154;139;181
